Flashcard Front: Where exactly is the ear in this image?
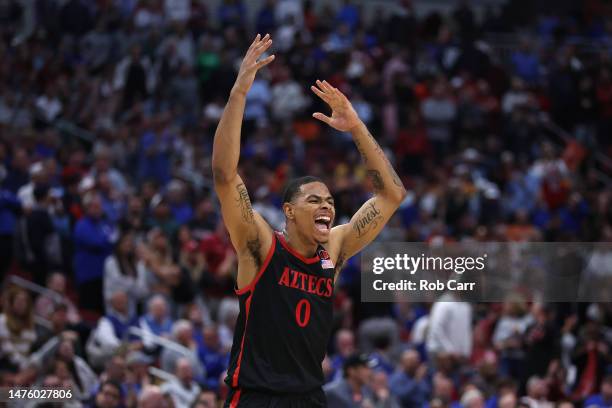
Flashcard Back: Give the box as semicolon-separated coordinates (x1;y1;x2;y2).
282;202;294;220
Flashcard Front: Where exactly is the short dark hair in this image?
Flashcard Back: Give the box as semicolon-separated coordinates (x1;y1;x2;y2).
282;176;324;204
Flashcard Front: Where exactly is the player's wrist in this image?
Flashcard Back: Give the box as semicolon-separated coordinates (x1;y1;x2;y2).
230;86;248;99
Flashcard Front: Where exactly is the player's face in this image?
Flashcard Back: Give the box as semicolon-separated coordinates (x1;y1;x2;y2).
292;182;335;244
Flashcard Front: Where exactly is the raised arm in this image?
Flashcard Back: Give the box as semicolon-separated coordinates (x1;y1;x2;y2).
212;34;275;290
311;81;407;265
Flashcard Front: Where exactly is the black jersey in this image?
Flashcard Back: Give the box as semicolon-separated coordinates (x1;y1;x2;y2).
225;232;335;394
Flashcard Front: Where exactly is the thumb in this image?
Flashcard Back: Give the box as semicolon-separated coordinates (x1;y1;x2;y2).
312;112;332;125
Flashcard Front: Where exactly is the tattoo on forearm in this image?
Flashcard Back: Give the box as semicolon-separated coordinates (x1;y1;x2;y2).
353;202;384;237
235;183;254;224
367;170;385;192
356;132;404;189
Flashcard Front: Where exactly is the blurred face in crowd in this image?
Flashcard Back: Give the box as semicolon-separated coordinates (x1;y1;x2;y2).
11;290;30;318
110;291;129;315
106;356;126;383
57;339;74;361
149;296;167;322
498;393;517;408
176;325;193;345
602;378;612;400
283;182;335;245
86;193;104;219
96;383;121;408
48;273;66;294
336;329;355;357
371;371;390;394
527;377;547;399
138;386;171;408
193;391;218;408
433;375;454;401
400;349;420;375
175;358;193;384
203;325;220;350
118;232;135;256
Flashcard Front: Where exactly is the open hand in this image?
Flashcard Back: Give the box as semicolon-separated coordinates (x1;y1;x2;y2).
311;80;361;132
233;34;275;96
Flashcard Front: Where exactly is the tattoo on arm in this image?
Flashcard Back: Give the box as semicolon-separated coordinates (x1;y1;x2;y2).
352;202;384;238
367;170;385;192
235;183;254;224
356;132;404;189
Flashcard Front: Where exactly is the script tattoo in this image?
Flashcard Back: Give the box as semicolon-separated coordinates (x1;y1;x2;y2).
367;169;385;192
353;202;383;237
236;183;254;224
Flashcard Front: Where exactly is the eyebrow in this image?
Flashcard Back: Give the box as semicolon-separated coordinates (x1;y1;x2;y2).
305;194;334;201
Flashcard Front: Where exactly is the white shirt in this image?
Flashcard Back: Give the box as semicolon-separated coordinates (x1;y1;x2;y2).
426;295;472;357
160;379;200;408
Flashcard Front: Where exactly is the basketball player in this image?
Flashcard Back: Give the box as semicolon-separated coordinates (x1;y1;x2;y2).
212;34;407;407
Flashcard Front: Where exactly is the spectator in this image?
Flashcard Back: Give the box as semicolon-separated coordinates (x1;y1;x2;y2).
74;192;117;314
138;385;173;408
86;291;138;369
0;287;37;373
35;272;81;324
161;357;201;408
87;380;123;408
103;229;147;315
389;349;430;408
324;353;377;407
426;293;473;363
160;320;204;379
138;295;173;351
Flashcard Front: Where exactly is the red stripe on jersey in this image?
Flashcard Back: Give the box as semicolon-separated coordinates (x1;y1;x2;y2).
231;293;252;387
277;232;320;264
229;389;242;407
235;234;276;295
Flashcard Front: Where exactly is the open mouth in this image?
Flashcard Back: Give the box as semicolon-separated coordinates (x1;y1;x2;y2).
314;215;331;233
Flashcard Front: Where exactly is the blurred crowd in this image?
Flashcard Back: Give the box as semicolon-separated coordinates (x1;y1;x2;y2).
0;0;611;407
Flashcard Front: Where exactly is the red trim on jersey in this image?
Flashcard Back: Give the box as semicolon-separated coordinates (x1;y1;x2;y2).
229;389;241;407
276;232;320;264
235;234;276;295
231;293;252;387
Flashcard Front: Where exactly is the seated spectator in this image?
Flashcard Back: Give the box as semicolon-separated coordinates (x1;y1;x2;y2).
324;353;376;407
34;272;81;324
521;376;553;408
86;291;139;370
104;229;148;315
197;324;229;391
461;386;486;408
138;385;173;408
330;329;356;379
160;320;204;379
160;357;201;408
370;370;401;407
138;227;182;297
125;350;155;406
0;287;37;373
86;379;123;408
389;349;430;408
32;336;98;401
139;295;173;352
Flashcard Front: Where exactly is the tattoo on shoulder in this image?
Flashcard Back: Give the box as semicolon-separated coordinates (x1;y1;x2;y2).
235;183;254;224
353;202;384;238
367;169;385;192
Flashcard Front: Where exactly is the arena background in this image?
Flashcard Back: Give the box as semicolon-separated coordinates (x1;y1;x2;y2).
0;0;611;407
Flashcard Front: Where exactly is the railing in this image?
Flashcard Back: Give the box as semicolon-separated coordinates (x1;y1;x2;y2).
148;366;176;383
8;275;65;305
127;326;193;356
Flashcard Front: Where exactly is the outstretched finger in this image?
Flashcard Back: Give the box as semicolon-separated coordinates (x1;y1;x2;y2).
253;38;273;56
248;34;261;51
312;112;332;125
311;84;331;103
255;54;275;69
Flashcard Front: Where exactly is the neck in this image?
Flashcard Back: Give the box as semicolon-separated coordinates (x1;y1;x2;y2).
284;224;318;258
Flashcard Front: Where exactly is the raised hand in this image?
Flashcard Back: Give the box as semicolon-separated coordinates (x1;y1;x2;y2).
310;80;361;132
233;34;275;96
